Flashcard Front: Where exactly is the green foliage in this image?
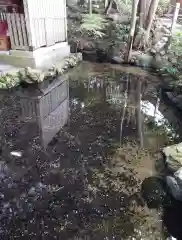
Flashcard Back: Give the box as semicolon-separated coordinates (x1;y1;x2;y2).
105;22;129;51
0;72;21;89
170;31;182;58
166;31;182;74
118;0;132;13
160;66;179;75
157;0;170;16
115;23;130;42
80;13;108;38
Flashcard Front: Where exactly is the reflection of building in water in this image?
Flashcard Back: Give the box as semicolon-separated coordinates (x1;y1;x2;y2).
19;76;69;148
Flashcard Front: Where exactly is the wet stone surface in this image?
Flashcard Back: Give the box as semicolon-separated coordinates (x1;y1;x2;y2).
0;62;181;239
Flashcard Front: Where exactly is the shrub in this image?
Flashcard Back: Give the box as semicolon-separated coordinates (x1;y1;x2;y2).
157;0;170;16
169;31;182;58
80;13;109;38
159;31;182;77
115;23;130;42
168;31;182;72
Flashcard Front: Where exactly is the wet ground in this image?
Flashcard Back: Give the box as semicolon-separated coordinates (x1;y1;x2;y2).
0;61;181;239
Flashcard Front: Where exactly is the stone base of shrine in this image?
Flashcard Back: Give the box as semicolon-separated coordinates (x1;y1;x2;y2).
0;42;70;69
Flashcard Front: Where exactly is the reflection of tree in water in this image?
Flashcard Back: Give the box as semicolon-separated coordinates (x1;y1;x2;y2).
106;73;147;147
70;70;152;148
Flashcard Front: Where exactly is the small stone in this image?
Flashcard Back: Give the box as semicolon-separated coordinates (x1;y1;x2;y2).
161;36;168;42
160;50;166;56
110;56;124;64
130;58;135;63
28;187;36;196
10;151;22;157
151;48;156;53
161;26;171;35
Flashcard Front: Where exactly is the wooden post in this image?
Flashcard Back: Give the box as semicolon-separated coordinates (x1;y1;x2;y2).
171;2;180;34
124;0;139;63
167;2;180;49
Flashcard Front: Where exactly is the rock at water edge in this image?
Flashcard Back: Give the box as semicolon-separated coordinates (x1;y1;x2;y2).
163;143;182;173
111;56;124;64
166;92;182;110
166;167;182;201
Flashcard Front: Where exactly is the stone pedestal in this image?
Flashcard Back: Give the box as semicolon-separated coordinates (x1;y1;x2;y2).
0;42;70;69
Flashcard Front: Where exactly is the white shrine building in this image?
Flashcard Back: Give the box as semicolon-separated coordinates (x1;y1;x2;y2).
0;0;70;69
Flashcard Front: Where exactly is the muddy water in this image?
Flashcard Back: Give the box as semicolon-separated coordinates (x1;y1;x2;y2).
0;62;181;239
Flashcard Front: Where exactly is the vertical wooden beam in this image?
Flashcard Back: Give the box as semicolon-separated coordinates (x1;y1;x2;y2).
16;13;24;48
171;2;180;34
23;0;34;47
11;13;19;47
6;13;15;49
20;14;29;47
64;0;68;41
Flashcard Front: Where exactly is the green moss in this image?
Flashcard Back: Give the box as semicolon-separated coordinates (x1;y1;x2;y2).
0;53;82;89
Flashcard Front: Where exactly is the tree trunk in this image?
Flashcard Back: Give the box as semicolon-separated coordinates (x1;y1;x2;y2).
133;0;147;48
124;0;139;62
136;80;143;148
120;74;129;146
114;0;125;13
89;0;92;14
139;0;146;28
145;0;160;45
105;0;113;14
145;0;152;21
105;0;109;9
138;0;151;25
105;0;124;14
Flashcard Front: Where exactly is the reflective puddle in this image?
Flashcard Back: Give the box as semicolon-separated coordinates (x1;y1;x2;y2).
0;62;181;239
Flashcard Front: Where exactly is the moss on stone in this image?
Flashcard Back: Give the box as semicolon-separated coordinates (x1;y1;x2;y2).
0;53;82;89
